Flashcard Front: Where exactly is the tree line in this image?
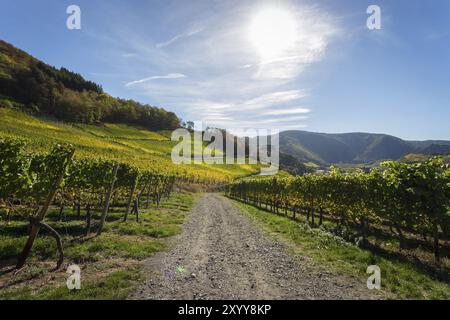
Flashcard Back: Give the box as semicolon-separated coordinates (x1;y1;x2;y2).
0;40;180;130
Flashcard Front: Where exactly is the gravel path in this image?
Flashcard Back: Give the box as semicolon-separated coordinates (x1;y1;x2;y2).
131;194;378;300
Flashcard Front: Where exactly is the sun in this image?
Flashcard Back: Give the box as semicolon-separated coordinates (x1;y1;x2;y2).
249;7;297;60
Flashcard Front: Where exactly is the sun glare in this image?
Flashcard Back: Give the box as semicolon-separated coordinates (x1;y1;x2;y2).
249;8;297;60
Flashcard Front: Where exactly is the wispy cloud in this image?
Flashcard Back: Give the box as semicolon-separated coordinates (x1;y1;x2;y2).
115;1;340;130
243;90;308;109
125;73;187;87
122;53;138;58
186;90;308;114
170;89;311;131
156;27;203;48
263;107;310;116
239;64;252;69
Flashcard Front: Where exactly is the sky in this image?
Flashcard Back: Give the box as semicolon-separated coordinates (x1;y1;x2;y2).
1;0;449;140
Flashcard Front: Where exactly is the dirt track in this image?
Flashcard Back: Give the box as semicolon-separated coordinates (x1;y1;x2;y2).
131;194;378;300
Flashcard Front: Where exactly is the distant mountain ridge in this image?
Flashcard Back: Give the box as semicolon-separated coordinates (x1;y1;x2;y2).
279;130;450;165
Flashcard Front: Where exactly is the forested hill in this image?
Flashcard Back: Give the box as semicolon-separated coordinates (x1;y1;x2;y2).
0;40;180;130
279;130;450;165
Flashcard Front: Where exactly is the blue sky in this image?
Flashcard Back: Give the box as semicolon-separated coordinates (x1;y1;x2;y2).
1;0;449;140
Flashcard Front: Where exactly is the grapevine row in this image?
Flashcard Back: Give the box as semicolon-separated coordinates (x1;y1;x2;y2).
226;160;450;263
0;138;176;268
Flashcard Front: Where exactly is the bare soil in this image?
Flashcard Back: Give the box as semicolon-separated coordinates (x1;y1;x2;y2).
131;194;379;300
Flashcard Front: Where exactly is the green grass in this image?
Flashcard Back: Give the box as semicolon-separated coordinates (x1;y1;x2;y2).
0;218;166;263
233;200;450;300
64;235;166;262
0;191;198;300
0;192;196;262
0;265;142;300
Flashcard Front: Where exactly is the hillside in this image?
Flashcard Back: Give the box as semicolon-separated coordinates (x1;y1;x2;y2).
279;130;450;165
0;40;179;130
0;108;258;181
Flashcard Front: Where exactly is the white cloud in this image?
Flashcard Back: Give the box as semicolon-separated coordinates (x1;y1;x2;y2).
125;73;187;87
186;90;308;114
113;2;340;130
243;90;308;109
263;107;311;116
156;27;203;48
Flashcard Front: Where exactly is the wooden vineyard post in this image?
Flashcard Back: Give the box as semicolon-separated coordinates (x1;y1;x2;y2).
146;188;151;209
76;199;81;220
85;204;92;236
433;222;441;264
123;175;137;222
16;149;75;269
97;163;119;236
134;198;139;222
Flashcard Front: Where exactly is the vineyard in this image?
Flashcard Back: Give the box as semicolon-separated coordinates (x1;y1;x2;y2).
0;108;259;183
0;107;260;298
0;110;449;299
226;159;450;264
0;137;181;270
